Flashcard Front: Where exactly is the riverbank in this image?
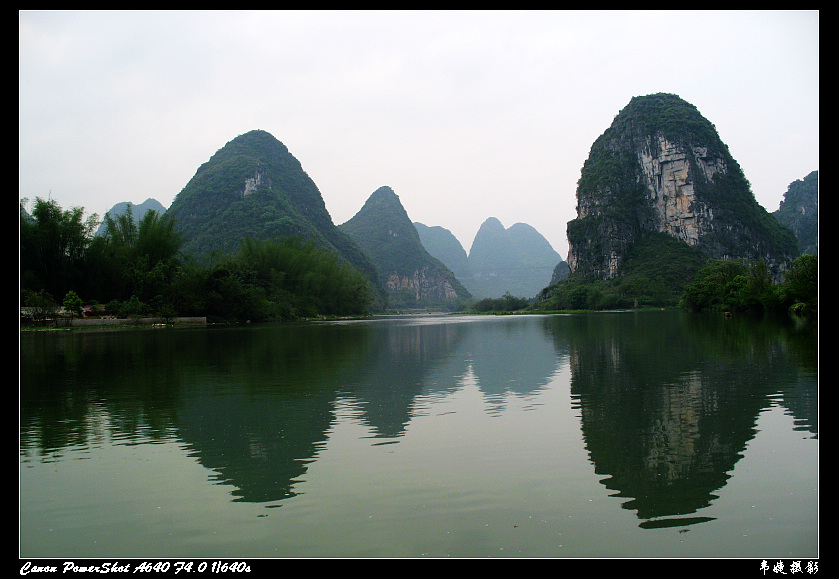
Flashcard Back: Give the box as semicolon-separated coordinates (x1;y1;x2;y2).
21;316;207;330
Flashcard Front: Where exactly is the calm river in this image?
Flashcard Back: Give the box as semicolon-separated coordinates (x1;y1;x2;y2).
19;310;818;559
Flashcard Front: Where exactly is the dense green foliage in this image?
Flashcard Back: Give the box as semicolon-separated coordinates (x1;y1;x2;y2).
228;237;372;320
91;204;185;305
161;237;373;323
536;248;817;318
680;254;817;316
537;233;706;310
781;254;819;316
20;197;98;303
168;131;325;258
626;92;724;147
471;292;531;313
536;229;817;318
340;187;433;276
620;232;707;290
20;197;375;324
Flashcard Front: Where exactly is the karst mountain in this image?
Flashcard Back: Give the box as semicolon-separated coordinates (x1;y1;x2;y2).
565;93;798;281
413;222;471;286
99;114;812;314
772;170;818;256
466;218;562;299
165;130;380;289
339;186;471;309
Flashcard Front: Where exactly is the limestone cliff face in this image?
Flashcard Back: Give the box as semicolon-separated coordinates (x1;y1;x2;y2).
386;268;460;303
242;168;271;197
566;94;798;280
637;136;722;247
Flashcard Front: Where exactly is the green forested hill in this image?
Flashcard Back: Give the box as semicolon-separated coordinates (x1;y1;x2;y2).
340;186;471;308
566;93;798;281
536;93;810;312
773;171;818;255
165;130;380;289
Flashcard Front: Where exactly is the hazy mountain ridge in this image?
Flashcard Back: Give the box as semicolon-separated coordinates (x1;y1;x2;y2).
467;218;562;299
413;222;471;284
96;129;564;308
415;218;565;300
94;198;167;237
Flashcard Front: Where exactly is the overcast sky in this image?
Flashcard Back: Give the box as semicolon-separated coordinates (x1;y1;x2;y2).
19;10;818;259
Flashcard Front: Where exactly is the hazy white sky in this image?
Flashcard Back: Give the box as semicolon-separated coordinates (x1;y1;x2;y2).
19;10;818;259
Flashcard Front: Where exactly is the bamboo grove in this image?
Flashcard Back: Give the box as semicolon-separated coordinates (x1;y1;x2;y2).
21;198;374;323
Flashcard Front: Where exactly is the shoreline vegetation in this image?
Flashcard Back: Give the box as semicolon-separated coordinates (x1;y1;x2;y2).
20;316;207;331
21;304;817;334
21;197;816;329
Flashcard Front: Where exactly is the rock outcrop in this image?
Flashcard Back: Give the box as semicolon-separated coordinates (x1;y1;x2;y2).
567;93;798;281
549;260;570;286
385;268;461;303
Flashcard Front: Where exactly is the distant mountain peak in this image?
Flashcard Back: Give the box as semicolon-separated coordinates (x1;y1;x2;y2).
369;185;397;199
430;217;562;300
95;198;167;236
481;216;504;228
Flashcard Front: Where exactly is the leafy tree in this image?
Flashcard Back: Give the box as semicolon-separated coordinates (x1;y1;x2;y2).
62;290;83;319
135;209;183;267
96;205;184;308
160;237;373;323
20;197;98;301
473;292;530;312
678;256;816;315
120;295;148;320
102;203;138;248
740;260;783;312
19;196;380;325
780;254;817;317
537;232;707;312
679;259;749;312
21;288;59;325
233;236;373;319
